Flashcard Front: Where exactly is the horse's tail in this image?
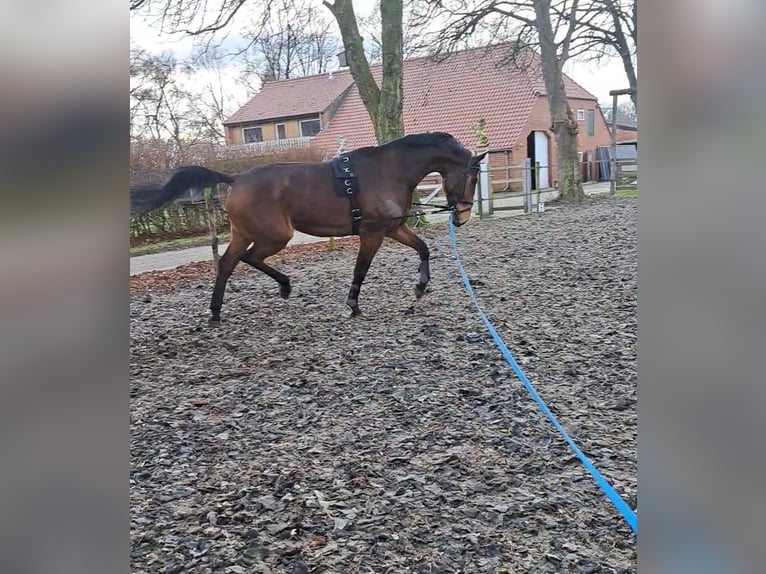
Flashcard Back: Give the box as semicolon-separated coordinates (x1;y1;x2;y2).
130;165;236;215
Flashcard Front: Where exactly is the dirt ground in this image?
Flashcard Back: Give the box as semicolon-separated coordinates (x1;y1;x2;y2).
131;197;637;573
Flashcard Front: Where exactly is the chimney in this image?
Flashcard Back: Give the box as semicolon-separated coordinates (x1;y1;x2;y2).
336;50;348;69
336;39;362;69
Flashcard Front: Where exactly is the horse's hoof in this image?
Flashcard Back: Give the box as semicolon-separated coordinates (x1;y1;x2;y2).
208;317;221;327
280;283;292;299
415;284;428;299
350;306;362;317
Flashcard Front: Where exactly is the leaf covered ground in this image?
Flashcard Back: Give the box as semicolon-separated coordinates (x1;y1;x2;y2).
131;198;637;573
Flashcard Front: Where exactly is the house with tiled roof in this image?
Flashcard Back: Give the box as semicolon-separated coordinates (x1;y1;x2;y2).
223;69;356;145
224;44;613;188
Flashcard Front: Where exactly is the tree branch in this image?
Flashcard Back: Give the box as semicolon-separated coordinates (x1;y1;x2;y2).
324;0;381;134
560;0;580;62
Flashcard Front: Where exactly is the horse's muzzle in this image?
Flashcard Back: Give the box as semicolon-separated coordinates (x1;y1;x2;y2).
451;208;469;227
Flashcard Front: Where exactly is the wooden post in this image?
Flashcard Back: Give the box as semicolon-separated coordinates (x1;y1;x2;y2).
610;92;618;195
473;119;490;219
523;158;532;214
484;157;493;216
608;89;635;196
203;186;219;267
477;149;491;218
477;177;484;220
573;161;579;205
535;161;542;210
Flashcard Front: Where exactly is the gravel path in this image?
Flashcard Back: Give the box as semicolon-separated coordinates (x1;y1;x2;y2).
131;197;637;573
131;232;331;276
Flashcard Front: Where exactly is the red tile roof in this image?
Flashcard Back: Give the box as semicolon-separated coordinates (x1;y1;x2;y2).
224;69;355;125
223;44;599;152
312;44;598;153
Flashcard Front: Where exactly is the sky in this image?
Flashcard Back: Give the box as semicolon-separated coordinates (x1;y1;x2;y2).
130;0;631;108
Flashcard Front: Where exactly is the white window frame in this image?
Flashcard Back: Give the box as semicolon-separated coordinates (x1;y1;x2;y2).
275;123;287;140
242;126;263;143
578;151;584;162
299;118;321;137
576;109;585;121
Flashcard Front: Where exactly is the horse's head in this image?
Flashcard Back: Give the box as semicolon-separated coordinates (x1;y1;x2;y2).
442;147;487;227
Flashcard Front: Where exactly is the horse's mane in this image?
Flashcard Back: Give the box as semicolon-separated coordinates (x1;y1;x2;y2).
348;132;469;162
379;132;468;158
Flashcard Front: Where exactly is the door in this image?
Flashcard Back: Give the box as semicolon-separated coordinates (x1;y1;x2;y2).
534;131;549;188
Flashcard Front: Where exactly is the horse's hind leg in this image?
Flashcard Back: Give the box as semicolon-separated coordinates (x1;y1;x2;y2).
386;225;430;298
241;240;291;299
209;232;250;324
347;232;385;316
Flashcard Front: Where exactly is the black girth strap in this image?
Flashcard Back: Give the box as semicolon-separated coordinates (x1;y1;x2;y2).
330;153;362;235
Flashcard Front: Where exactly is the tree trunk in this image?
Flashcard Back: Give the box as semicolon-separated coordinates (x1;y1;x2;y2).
533;0;583;200
376;0;404;143
324;0;404;144
606;0;637;109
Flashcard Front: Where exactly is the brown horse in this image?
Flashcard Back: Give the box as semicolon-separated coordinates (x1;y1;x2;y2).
130;132;486;322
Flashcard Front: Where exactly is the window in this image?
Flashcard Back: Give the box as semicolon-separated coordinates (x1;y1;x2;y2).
243;126;263;143
300;118;321;137
576;109;585;121
578;152;584;162
276;123;287;140
587;110;595;136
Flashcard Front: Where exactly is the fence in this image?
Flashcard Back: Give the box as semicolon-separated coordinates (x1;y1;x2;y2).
613;157;638;191
412;158;561;222
412;152;636;223
224;137;313;154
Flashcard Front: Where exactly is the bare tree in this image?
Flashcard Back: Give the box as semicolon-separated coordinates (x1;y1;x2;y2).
238;0;341;83
130;51;195;150
183;47;245;143
416;0;585;199
357;2;426;64
601;99;636;123
324;0;404;144
563;0;636;107
130;47;149;140
293;3;342;76
131;0;273;38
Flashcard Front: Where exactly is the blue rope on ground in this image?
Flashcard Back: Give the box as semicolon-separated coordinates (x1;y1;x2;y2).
448;221;638;534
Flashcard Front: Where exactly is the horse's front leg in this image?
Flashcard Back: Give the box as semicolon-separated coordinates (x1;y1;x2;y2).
386;225;430;298
347;232;385;316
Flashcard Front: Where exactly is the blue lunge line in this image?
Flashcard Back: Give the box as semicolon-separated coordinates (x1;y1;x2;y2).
448;221;637;534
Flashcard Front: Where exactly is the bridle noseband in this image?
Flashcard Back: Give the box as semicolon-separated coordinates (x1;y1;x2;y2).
446;160;481;215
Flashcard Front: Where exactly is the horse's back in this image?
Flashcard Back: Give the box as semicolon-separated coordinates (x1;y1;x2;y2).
237;161;330;188
227;161;334;213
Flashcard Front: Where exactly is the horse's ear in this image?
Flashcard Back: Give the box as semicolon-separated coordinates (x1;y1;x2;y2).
472;151;487;164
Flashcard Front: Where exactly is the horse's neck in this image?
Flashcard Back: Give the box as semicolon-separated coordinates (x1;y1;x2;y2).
403;149;445;186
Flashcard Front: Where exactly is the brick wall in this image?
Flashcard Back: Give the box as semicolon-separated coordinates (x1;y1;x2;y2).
615;126;638;142
512;97;613;185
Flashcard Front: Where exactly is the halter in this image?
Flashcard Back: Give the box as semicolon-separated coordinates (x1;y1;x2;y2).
446;159;482;215
409;158;481;220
